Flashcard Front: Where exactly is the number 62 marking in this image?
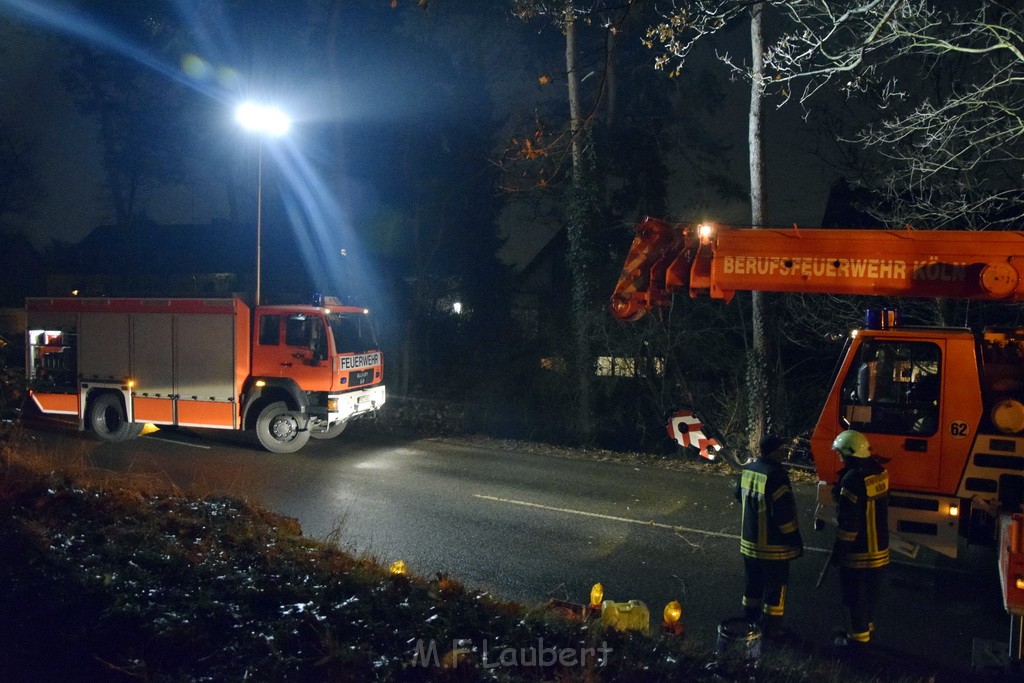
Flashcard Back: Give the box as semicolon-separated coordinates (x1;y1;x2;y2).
949;421;969;438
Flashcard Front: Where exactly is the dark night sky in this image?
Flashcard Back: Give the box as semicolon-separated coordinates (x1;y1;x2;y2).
0;4;835;269
1;18;109;246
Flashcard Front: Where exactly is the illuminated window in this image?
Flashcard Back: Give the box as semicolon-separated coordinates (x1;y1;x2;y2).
595;356;665;377
540;357;567;372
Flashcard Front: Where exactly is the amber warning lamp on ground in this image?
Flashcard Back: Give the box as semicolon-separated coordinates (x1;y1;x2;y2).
586;583;604;618
662;600;685;637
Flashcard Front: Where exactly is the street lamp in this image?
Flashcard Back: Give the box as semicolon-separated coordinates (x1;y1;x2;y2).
235;101;291;306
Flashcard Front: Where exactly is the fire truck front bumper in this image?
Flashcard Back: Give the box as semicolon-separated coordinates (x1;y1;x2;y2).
329;384;386;423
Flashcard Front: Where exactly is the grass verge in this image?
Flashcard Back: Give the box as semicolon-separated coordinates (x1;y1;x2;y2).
0;429;932;682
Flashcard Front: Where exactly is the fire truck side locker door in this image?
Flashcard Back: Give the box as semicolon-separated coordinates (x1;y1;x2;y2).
173;313;237;428
79;312;129;382
130;313;175;424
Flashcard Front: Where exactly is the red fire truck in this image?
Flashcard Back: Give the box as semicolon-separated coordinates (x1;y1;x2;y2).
25;296;385;453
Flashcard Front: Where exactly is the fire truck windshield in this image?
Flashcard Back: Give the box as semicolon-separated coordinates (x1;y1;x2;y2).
327;312;377;354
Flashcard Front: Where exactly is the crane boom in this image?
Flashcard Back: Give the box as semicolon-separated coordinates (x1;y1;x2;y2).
610;217;1024;321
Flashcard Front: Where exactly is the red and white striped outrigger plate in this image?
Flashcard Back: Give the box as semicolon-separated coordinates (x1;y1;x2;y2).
667;408;721;460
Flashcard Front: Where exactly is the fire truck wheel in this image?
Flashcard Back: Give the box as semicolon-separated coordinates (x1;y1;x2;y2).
310;419;348;440
256;401;311;453
89;393;143;443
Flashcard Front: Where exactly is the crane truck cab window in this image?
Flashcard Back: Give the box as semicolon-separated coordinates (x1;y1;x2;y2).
259;315;281;345
840;340;941;436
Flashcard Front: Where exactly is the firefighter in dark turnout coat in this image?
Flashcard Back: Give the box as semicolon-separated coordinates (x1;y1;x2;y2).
735;435;803;634
831;429;890;649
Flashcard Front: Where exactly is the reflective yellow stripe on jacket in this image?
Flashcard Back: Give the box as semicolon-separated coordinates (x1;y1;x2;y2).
738;467;802;561
837;468;890;569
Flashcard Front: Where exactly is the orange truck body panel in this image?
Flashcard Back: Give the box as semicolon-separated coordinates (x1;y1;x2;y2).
131;396;175;424
698;228;1024;301
30;392;79;415
176;399;236;429
612;218;1024;322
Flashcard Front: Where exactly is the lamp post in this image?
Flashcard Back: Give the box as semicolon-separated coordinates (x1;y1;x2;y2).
235;101;291;306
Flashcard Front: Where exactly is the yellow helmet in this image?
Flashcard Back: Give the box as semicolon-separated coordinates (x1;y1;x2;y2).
832;430;871;458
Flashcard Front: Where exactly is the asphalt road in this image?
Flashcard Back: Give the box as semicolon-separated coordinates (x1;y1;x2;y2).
13;421;1012;679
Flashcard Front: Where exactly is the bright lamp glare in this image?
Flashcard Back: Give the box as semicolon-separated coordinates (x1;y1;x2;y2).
235;101;291;137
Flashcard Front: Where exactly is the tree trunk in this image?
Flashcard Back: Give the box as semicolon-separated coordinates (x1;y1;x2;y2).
565;4;594;444
604;19;619;127
567;7;584;170
747;1;769;456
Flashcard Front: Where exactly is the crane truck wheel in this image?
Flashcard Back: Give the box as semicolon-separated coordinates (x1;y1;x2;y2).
89;393;143;443
255;401;311;453
310;418;348;440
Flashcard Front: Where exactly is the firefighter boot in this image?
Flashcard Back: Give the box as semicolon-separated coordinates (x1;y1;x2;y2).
742;600;762;626
762;615;792;641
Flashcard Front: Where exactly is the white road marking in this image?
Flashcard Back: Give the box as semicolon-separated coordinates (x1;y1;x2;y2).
474;493;829;553
143;435;211;450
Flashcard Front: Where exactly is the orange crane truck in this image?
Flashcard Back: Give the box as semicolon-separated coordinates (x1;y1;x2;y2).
610;217;1024;649
24;296;385;453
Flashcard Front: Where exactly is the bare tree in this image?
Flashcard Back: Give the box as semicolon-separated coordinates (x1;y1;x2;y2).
648;1;1024;228
641;1;776;455
563;3;596;442
746;3;770;458
511;0;645;443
